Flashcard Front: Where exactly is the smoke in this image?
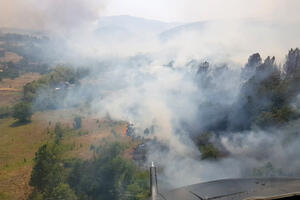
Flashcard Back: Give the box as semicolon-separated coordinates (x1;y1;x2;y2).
65;52;300;189
146;126;300;188
3;0;300;191
0;0;105;35
29;35;300;190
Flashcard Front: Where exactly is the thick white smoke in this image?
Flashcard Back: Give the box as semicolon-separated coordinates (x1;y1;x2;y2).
3;0;300;190
0;0;105;33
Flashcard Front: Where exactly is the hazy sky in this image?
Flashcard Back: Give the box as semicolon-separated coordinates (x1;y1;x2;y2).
104;0;300;22
0;0;299;30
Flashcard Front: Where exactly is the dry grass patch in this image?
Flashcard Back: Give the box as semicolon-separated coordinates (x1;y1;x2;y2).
0;116;50;200
0;109;135;199
0;52;22;63
0;73;41;107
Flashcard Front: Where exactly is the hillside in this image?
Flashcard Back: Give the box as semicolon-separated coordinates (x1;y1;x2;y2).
0;66;140;199
95;15;180;40
0;109;132;200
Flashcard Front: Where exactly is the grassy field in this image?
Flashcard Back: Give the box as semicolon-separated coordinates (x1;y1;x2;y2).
0;110;131;200
0;73;40;107
0;72;137;199
0;73;42;199
0;116;49;200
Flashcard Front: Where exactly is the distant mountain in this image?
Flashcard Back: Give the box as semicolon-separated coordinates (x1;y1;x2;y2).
95;15;180;41
158;19;300;45
159;21;208;41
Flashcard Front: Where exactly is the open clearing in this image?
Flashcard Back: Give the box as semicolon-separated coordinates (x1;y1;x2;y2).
0;73;40;107
0;52;23;63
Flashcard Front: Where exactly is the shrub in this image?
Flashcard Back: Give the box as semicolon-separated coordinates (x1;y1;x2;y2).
12;102;32;122
73;116;82;129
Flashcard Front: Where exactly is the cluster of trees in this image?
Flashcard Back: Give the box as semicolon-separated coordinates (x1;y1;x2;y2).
0;62;19;80
196;48;300;131
0;33;55;81
0;32;60;63
29;125;150;200
195;132;221;160
6;66;88;123
0;59;50;81
23;66;88;110
192;48;300;160
231;48;300;129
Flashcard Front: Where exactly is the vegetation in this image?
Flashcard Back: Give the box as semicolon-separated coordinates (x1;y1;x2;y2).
0;62;20;80
12;102;32;122
30;143;66;198
29;126;150;200
68;141;150;200
0;106;12;118
50;183;78;200
0;32;54;81
2;33;300;199
0;115;51;200
195;132;221;160
227;48;300;130
23;66;88;111
252;162;283;177
73;116;82;130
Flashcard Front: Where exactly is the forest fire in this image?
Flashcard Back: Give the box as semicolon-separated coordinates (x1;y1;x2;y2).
1;0;300;199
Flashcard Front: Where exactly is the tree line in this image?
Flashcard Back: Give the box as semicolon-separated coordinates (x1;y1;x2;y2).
29;124;150;200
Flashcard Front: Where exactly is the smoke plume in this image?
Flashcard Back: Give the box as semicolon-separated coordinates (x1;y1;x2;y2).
3;0;300;190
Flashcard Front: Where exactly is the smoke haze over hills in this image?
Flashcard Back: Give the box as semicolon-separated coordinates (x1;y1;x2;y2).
2;0;300;191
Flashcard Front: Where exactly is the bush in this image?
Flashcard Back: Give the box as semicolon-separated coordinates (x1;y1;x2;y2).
49;184;77;200
73;116;82;129
196;132;221;160
255;106;297;127
12;102;32;122
252;162;283;177
199;143;221;160
0;106;12;118
23;66;88;111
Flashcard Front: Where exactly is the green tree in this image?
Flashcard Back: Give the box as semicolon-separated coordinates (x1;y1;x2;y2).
126;171;150;200
200;143;221;160
12;102;33;122
68;142;150;200
29;143;66;196
28;190;43;200
49;183;77;200
73;116;82;130
196;133;221;160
